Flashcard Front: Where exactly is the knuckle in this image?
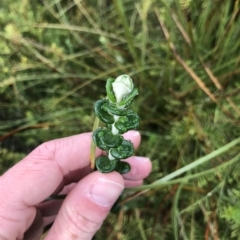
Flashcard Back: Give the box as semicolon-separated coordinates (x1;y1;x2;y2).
30;141;55;161
65;206;101;235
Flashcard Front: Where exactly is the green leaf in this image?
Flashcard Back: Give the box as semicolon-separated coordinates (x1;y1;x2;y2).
96;156;117;173
118;87;138;107
92;128;123;150
94;99;114;124
109;139;134;159
115;161;131;174
104;102;127;116
114;110;140;133
106;78;116;103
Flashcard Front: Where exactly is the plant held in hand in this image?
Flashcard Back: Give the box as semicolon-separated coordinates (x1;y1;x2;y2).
92;75;140;174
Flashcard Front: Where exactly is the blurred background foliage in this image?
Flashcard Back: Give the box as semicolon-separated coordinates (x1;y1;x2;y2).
0;0;240;239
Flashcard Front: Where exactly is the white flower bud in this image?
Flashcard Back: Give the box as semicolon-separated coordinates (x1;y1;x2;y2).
112;75;134;103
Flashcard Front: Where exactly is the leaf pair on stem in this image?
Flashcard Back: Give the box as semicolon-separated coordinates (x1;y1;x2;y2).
92;75;139;174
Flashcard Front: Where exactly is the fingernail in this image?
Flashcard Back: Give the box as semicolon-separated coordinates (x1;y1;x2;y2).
124;130;140;138
134;156;150;162
90;179;124;206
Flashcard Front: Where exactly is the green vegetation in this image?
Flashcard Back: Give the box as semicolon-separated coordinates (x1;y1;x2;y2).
0;0;240;239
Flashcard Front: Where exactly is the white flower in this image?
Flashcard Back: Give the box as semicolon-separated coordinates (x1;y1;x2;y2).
112;75;133;103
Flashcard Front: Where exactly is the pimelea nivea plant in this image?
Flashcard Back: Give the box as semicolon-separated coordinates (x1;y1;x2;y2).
91;75;140;174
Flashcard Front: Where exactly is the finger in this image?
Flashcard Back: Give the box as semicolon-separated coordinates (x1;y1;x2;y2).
0;131;141;240
36;183;77;218
124;179;143;188
123;130;141;148
122;156;152;181
37;155;151;220
37;152;151;220
22;209;43;240
45;171;124;240
38;157;150;222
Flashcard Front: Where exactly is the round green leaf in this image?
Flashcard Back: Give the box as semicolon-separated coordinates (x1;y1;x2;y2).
115;161;131;174
109;139;134;159
94;99;114;124
114;110;140;134
92;128;123;150
96;156;117;173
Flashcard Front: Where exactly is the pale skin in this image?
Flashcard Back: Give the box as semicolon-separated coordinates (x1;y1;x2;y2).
0;130;152;240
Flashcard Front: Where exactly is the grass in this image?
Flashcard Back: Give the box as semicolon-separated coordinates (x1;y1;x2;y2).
1;0;240;239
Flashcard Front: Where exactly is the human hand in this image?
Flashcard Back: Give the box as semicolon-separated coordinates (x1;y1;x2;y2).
0;131;151;240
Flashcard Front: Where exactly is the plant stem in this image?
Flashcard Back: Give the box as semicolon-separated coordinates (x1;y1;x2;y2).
90;116;100;170
129;137;240;191
154;137;240;184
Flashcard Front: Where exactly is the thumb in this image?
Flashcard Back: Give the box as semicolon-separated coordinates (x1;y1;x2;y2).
45;171;124;240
